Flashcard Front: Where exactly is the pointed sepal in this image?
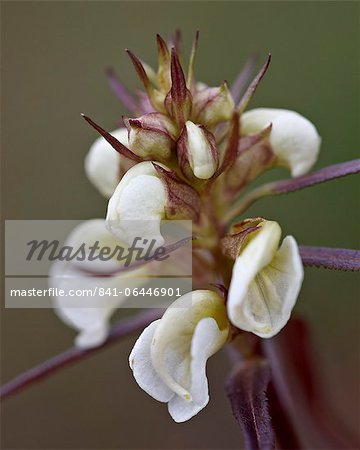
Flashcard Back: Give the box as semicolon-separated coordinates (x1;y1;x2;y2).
152;163;201;222
164;48;192;127
237;54;272;114
81;114;141;162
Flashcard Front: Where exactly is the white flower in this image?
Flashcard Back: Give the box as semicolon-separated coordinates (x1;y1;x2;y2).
106;161;167;246
183;121;217;179
240;108;321;177
85;128;128;197
50;219;144;349
129;290;229;422
227;220;303;338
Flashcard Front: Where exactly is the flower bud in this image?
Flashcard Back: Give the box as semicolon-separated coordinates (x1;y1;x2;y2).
129;290;229;422
241;108;321;177
227;219;304;338
192;82;235;127
125;113;177;161
84;128;128;198
177;121;218;179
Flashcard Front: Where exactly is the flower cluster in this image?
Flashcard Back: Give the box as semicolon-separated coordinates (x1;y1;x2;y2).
51;33;322;422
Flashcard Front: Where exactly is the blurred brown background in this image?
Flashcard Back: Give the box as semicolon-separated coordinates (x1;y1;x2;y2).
1;1;359;449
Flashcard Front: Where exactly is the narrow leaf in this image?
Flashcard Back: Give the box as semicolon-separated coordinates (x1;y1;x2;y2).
187;30;200;88
227;159;360;219
237;54;271;113
271;159;360;194
263;319;360;449
299;246;360;271
105;67;139;112
225;358;275;450
81;114;141;162
231;53;259;104
267;382;302;450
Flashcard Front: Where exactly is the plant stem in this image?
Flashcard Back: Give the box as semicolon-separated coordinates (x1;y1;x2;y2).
0;308;162;400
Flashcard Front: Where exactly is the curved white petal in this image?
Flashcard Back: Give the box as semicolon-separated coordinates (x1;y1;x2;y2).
241;108;321;177
129;320;174;402
50;219;143;348
129;290;229;422
227;221;281;315
168;317;224;422
85;128;128;198
50;260;125;348
228;231;303;338
185;121;216;179
151;290;228;400
106;161;167;246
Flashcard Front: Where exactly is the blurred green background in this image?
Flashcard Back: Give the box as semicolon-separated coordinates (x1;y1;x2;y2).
1;1;359;449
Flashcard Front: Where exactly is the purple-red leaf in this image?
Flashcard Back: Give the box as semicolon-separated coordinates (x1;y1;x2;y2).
105;67;139;112
228;159;360;218
231;53;259;104
81;114;141;162
237;54;271;113
299;246;360;271
263;318;360;449
225;358;275;450
270;159;360;195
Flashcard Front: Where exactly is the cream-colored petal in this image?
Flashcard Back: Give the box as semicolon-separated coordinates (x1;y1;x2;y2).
185;121;216;179
129;320;174;402
49;219;143;349
228;235;303;338
240;108;321;177
85;128;128;198
168;317;226;422
228;220;281;322
50;261;124;349
106;161;167;246
269;111;321;177
75;325;109;348
241;108;283;134
150;290;229;401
